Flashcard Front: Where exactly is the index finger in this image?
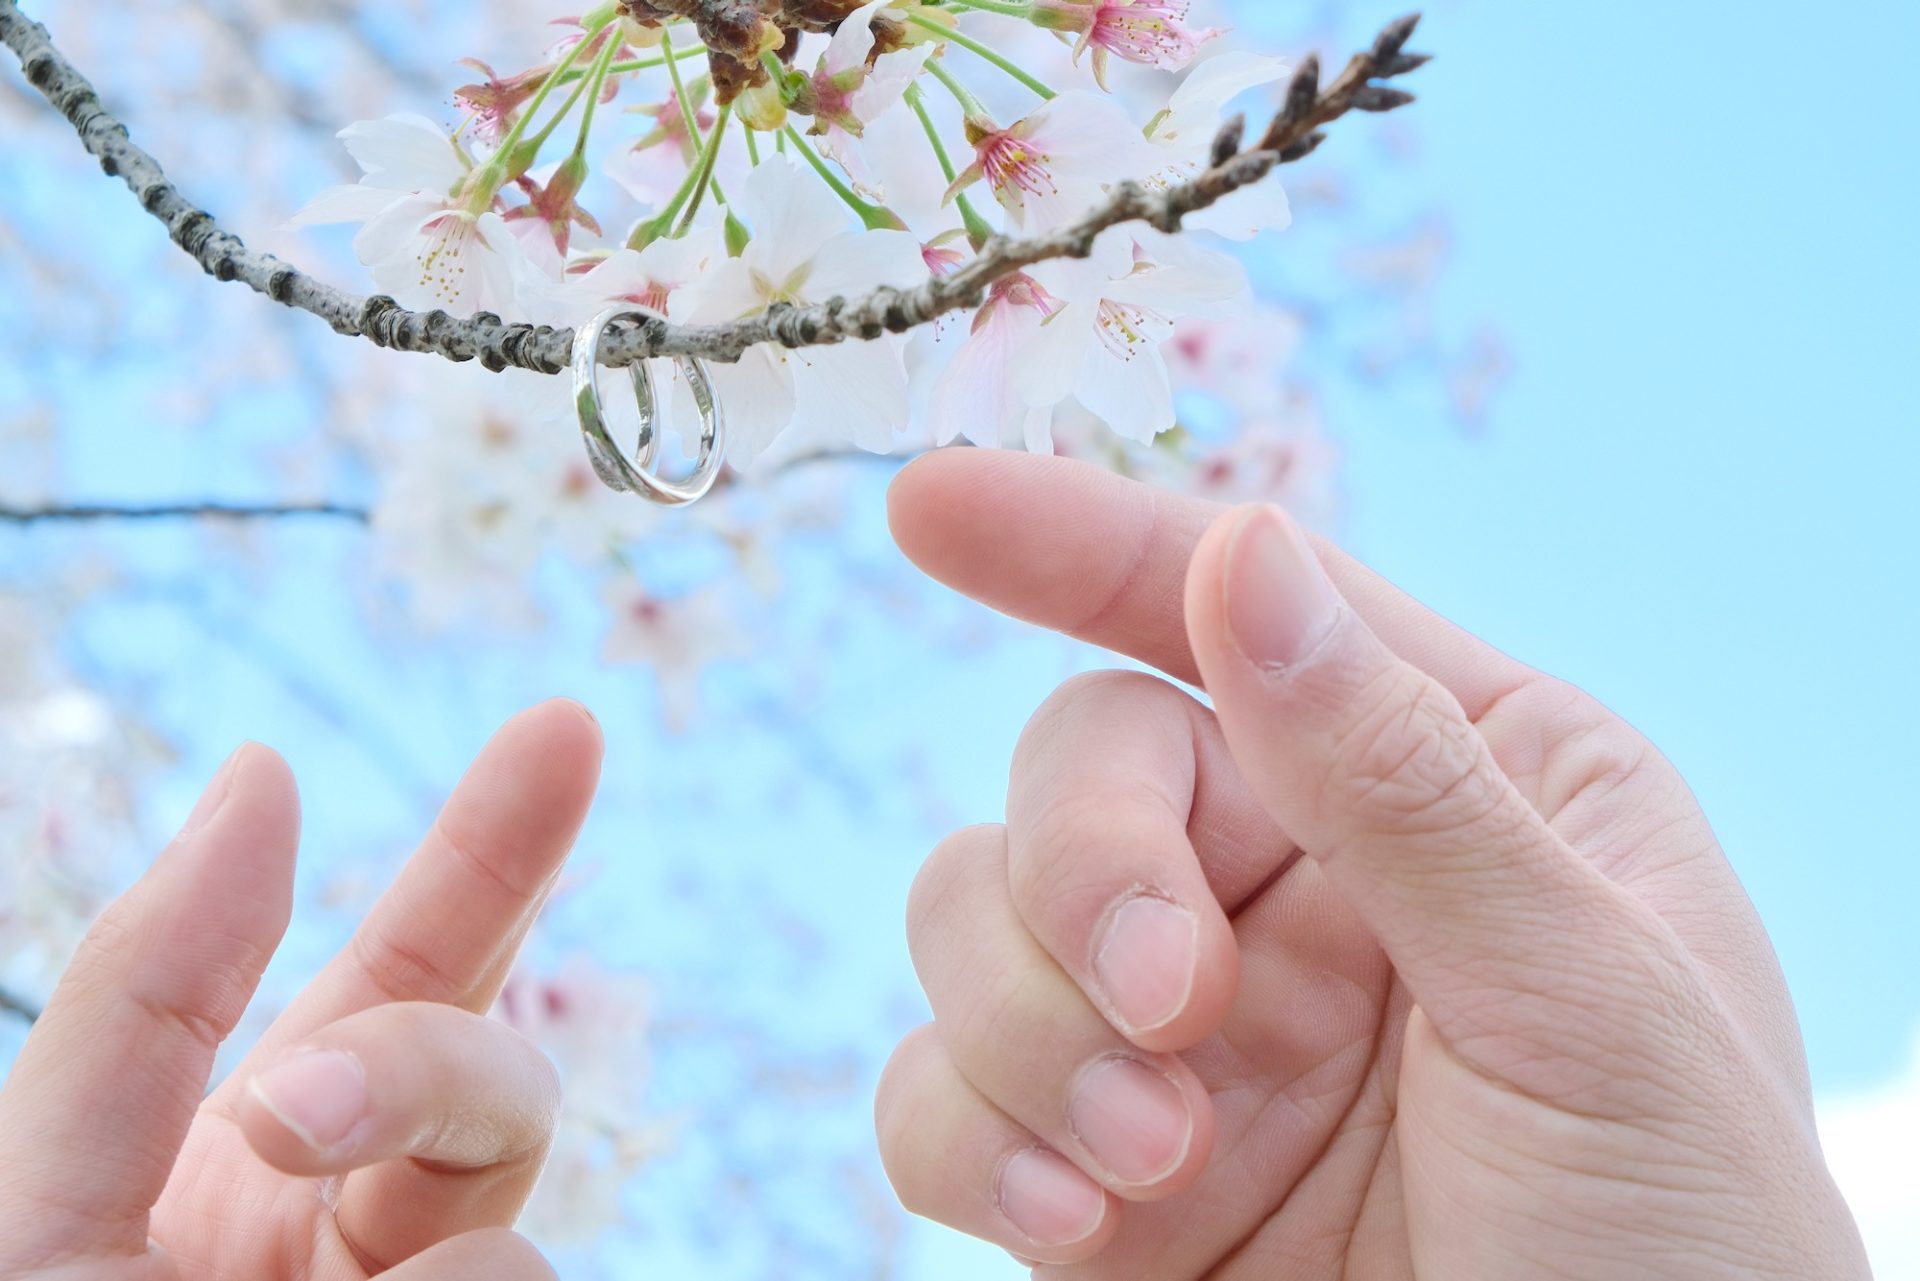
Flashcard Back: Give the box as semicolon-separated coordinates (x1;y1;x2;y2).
0;744;298;1254
226;699;602;1081
888;450;1535;720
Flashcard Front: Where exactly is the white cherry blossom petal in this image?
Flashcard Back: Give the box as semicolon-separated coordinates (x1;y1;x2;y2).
850;45;934;122
710;345;799;466
806;229;927;298
788;337;910;455
677;256;768;323
289;183;407;229
338;113;470;194
823;0;884;77
1077;334;1175;443
735;155;856;288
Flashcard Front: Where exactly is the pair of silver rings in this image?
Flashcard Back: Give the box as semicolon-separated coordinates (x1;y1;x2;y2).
570;306;727;506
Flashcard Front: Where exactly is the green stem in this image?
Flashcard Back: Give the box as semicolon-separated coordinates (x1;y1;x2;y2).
527;26;620;156
940;0;1034;17
575;41;709;79
662;27;730;209
578;29;621;140
660;28;705;141
781;126;905;230
630;101;733;247
908;12;1055;100
904;85;958;182
677;102;733;232
905;84;994;247
499;26;602;160
743;118;762;165
923;57;993;126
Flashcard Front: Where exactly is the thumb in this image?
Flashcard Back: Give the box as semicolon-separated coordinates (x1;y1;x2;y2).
1183;505;1666;1052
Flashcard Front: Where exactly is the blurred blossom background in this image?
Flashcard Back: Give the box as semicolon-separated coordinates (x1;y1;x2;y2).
3;1;1917;1277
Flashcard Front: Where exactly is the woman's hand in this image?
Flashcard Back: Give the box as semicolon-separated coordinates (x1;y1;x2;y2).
0;699;603;1281
875;452;1869;1279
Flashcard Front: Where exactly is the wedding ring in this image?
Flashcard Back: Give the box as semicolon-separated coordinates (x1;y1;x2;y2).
571;305;726;506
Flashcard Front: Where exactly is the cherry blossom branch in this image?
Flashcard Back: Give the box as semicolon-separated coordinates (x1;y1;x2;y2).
0;502;371;525
0;986;40;1025
0;0;1425;375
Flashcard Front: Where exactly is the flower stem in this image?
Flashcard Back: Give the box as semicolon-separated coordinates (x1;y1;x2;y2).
571;25;624;160
677;103;733;233
484;27;602;184
780;126;906;231
908;12;1055;100
532;26;621;157
905;84;994;247
589;41;709;79
922;57;993;127
940;0;1034;18
630;100;734;247
660;27;731;213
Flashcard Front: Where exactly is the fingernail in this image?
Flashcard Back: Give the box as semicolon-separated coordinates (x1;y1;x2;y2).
1225;506;1343;671
179;745;248;837
996;1147;1106;1248
249;1050;367;1152
1068;1056;1192;1186
1092;893;1197;1035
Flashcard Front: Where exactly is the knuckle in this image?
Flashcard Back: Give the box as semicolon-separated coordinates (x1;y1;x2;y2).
906;825;1003;958
348;918;469;1006
74;898;246;1050
1013;670;1176;773
1321;667;1505;839
1516;678;1699;837
1015;791;1176;929
1549;686;1665;801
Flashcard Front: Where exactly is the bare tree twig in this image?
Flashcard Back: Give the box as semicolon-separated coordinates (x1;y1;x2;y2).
0;986;40;1025
0;0;1425;375
0;502;370;525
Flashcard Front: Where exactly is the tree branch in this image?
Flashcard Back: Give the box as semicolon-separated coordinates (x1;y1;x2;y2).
0;502;370;525
0;986;40;1025
0;0;1425;375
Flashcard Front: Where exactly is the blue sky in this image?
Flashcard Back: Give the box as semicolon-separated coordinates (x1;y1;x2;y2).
4;1;1917;1276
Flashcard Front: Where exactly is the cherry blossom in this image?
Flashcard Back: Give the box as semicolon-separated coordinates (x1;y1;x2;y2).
455;59;550;145
504;153;603;261
1018;227;1249;444
948;91;1160;230
291;113;472;227
600;581;749;730
604;87;719;206
675;155;928;464
928;273;1062;451
1146;51;1293;238
1032;0;1225;88
1164;302;1303;413
805;0;934;199
292;113;538;312
0;3;1509;1270
520;232;719;327
1183;404;1341;527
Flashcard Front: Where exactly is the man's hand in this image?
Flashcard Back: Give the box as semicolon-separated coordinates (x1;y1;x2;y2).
874;452;1869;1279
0;700;602;1281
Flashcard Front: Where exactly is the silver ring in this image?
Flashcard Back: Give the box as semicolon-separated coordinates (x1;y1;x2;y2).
572;305;726;506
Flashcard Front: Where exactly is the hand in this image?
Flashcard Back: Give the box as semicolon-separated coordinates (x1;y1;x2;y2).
874;453;1869;1279
0;700;603;1281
